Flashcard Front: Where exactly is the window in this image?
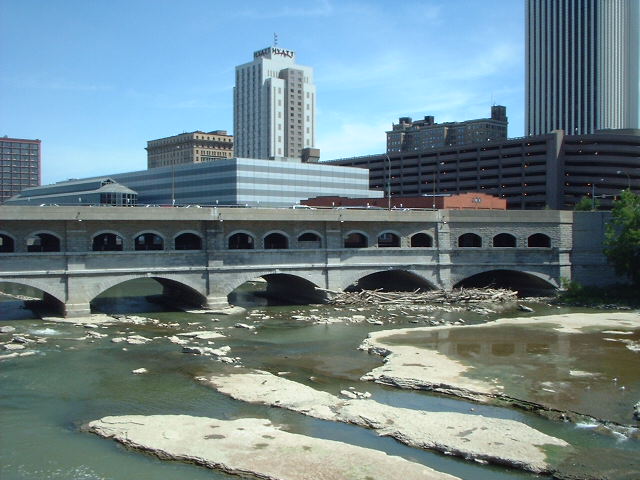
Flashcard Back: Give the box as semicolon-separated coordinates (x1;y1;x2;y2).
410;233;432;247
135;233;163;251
92;233;123;251
377;232;400;247
493;233;516;247
344;232;367;248
0;234;14;252
264;233;288;249
175;233;202;250
27;233;60;252
228;232;254;250
527;233;551;248
458;233;481;248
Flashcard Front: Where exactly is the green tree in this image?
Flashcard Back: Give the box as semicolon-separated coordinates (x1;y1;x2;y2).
574;195;596;211
604;189;640;285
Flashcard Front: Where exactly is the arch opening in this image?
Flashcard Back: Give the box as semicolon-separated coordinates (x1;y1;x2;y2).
228;274;327;307
493;233;516;248
93;233;123;251
92;277;205;314
27;233;60;252
377;232;400;248
264;233;288;249
135;233;164;251
0;234;15;253
344;232;368;248
228;232;254;250
528;233;551;248
458;233;482;248
297;232;321;248
411;233;433;247
453;269;557;296
0;281;64;319
346;270;435;292
175;233;202;250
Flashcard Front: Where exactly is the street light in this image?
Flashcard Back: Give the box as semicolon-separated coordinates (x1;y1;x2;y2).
591;178;604;210
616;170;631;190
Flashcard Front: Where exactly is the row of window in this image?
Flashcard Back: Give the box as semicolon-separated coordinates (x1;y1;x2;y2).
0;231;552;253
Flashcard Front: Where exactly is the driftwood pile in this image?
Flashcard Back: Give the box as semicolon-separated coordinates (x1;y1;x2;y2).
329;288;518;307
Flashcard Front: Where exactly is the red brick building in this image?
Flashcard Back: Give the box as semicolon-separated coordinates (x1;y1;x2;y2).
302;192;506;210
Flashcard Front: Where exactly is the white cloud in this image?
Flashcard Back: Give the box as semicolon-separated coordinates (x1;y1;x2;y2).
318;120;388;160
232;0;333;19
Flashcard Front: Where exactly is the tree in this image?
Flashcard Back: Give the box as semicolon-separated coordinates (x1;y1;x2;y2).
574;195;600;211
604;189;640;285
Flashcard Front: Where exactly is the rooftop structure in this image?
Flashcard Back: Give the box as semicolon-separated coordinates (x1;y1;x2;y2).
146;130;233;169
387;106;508;153
5;177;137;206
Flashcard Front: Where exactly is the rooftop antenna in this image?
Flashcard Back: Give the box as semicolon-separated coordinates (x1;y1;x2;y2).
274;33;278;46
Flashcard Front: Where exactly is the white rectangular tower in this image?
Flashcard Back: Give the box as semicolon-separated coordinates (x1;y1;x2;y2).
526;0;639;135
234;47;317;160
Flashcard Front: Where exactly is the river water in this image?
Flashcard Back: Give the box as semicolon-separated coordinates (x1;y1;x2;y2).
1;280;638;480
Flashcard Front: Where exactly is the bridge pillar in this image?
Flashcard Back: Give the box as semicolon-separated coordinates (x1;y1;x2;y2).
63;301;92;318
206;295;229;309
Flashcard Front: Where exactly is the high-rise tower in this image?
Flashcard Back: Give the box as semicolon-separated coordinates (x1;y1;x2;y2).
526;0;639;135
233;47;317;160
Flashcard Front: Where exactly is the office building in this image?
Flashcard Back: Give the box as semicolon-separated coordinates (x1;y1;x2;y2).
234;46;317;160
6;157;381;208
146;130;233;169
328;129;639;210
0;137;41;203
387;106;508;153
526;0;640;135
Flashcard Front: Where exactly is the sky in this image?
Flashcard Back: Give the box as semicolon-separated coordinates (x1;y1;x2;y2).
1;0;525;185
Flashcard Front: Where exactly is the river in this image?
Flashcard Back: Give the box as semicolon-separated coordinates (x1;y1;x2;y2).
1;279;638;480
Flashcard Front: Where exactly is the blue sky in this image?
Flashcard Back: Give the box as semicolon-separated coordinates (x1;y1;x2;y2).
1;0;524;184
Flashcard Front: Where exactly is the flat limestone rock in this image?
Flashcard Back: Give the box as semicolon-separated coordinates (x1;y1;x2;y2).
199;370;568;473
359;312;640;401
86;415;457;480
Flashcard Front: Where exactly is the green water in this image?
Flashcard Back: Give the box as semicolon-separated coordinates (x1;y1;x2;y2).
1;280;639;480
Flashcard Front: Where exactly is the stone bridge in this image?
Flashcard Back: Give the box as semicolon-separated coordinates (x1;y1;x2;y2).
0;206;613;317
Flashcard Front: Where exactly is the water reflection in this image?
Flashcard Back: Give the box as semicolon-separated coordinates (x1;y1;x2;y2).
384;324;640;424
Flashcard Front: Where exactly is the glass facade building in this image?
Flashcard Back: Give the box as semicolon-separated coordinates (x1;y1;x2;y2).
0;137;41;203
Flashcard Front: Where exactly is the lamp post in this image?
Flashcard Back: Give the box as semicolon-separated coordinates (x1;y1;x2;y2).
384;154;391;210
616;170;631;190
591;178;604;210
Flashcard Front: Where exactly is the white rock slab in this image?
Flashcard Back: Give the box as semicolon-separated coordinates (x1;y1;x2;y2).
86;415;458;480
199;370;569;473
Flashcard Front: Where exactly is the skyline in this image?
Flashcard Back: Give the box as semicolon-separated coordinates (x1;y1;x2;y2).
2;0;524;185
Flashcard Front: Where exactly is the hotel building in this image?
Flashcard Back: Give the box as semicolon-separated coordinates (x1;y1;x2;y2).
234;47;317;160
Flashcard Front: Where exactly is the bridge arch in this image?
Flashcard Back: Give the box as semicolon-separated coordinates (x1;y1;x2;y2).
0;279;66;314
297;230;323;248
92;231;124;251
225;270;326;305
87;274;208;308
227;230;255;250
0;231;16;252
377;230;401;248
453;268;558;293
26;231;61;252
344;230;369;248
410;232;433;247
340;268;437;292
174;231;203;250
133;231;165;251
262;230;290;249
